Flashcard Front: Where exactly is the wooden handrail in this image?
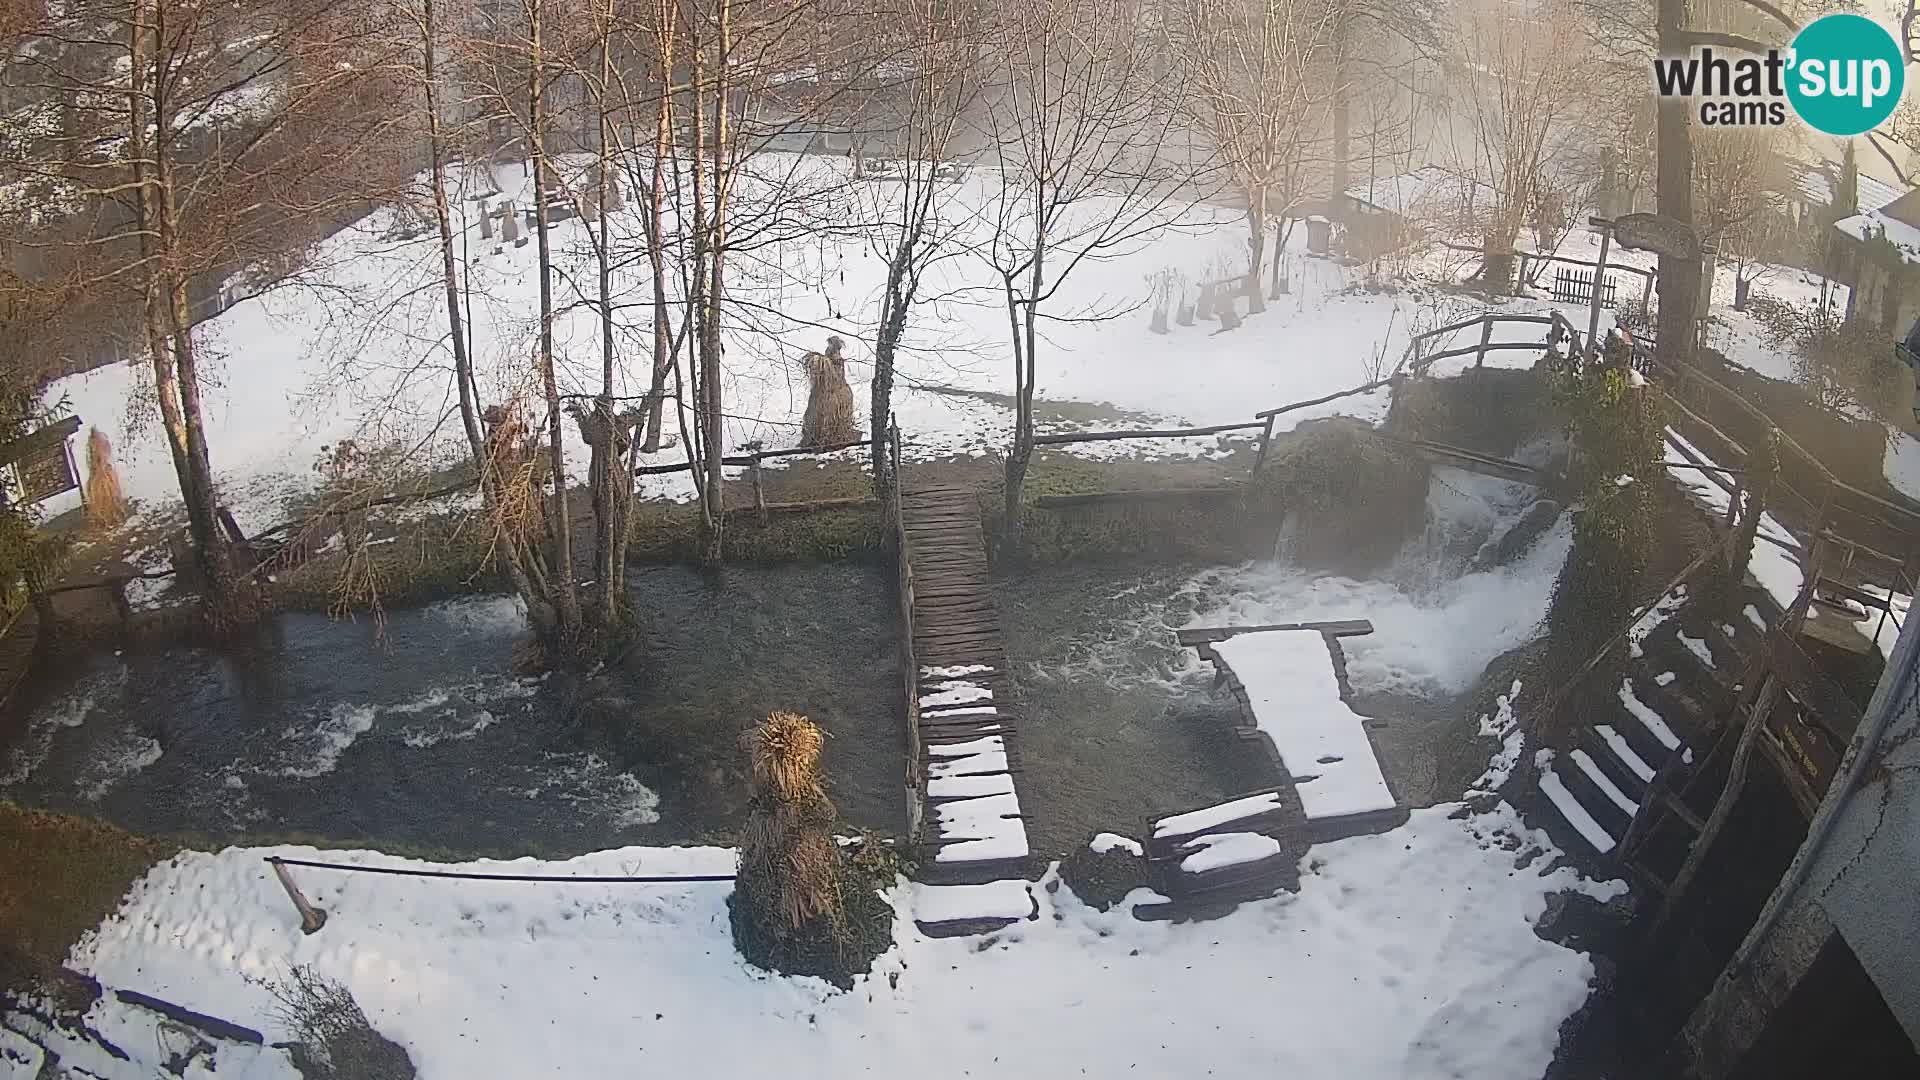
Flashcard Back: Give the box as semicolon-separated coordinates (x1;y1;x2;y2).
1031;420;1266;446
1658;354;1920;531
1254;376;1398;418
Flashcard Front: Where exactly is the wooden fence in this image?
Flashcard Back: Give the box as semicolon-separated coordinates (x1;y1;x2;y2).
1552;267;1618;308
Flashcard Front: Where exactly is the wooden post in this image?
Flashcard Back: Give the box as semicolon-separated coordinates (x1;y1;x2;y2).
1585;217;1613;364
268;859;328;935
1476;316;1494;369
107;577;132;626
1645;676;1781;944
1724;478;1741;532
1251;414;1278;478
750;457;768;526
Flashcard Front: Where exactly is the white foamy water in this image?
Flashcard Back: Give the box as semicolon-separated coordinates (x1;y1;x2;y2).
277;703;379;778
426;594;531;636
1026;461;1571;703
523;752;663;827
1181;467;1570;698
270;675;541;775
76;731;165;801
0;667;125;786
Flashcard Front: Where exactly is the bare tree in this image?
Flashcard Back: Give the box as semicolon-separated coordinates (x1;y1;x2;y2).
980;0;1187;540
862;0;984;491
1442;0;1598;293
13;0;411;628
1695;124;1791;309
1172;0;1334;312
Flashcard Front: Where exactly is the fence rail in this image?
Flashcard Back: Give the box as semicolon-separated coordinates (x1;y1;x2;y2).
887;415;923;841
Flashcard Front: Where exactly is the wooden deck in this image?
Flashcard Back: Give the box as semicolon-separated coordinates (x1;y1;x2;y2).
896;482;1034;930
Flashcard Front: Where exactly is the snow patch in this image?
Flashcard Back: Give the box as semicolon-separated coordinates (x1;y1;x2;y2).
1090;832;1144;856
1617;680;1681;751
66;803;1621;1080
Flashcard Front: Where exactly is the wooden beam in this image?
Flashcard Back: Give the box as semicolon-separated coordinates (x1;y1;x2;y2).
1175;620;1376;646
1646;676;1781;944
1030;421;1266;447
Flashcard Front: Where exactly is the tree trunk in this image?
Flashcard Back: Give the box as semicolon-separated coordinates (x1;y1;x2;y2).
700;0;733;568
529;0;582;640
688;37;717;555
1003;233;1045;547
1654;0;1698;370
641;34;676;453
593;3;627;633
872;255;910;495
1245;191;1266;315
1273;218;1291;296
1330;15;1350;218
422;0;486;469
133;5;248;627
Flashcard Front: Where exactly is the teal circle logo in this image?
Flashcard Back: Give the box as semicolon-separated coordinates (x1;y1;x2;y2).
1787;14;1905;136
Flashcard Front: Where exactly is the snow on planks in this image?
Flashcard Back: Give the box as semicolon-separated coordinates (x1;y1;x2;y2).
1206;629;1400;821
900;484;1032;935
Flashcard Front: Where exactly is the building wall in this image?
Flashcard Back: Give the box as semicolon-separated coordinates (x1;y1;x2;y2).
1804;632;1920;1044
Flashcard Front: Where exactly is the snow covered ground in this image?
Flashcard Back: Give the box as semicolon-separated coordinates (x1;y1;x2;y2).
30;801;1623;1080
42;155;1596;538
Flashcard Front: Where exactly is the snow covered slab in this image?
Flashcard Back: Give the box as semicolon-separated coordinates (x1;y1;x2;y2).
921;664;995;680
1152;792;1286;839
1596;725;1655;783
912;880;1035;925
1211;632;1397;820
1178;832;1285;874
928;772;1016;800
1541;769;1616;854
920;680;993;709
1617;679;1682;751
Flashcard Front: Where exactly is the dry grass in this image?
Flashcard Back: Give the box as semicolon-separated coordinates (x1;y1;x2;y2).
0;802;175;1004
82;428;129;529
262;965;413;1080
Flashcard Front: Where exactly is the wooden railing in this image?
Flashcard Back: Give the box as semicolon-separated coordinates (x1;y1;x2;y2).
1652;357;1919;643
885;415;924;840
1405;310;1583;375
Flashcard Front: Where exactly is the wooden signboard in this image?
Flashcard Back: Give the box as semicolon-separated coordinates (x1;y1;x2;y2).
1613;212;1701;261
15;441;76;503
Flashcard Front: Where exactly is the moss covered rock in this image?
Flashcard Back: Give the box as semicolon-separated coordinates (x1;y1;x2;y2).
1250;420;1430;575
1058;839;1152;912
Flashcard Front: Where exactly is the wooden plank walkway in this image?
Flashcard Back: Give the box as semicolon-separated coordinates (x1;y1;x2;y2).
897;484;1034;930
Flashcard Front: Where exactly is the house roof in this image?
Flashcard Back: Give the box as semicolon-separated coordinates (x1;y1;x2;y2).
1835;191;1920;266
1342;166;1493;218
1792;160;1904;215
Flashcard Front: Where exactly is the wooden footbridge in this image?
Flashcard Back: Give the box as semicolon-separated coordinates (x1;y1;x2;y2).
890;472;1038;934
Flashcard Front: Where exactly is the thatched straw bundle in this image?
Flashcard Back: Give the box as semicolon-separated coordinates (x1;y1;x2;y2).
83;427;129;528
798;338;859;449
745;709;826;801
738;711;840;929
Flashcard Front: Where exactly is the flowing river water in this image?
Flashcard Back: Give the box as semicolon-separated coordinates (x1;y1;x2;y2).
1;467;1569;858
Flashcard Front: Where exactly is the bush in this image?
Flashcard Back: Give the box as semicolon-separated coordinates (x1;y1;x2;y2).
1542;338;1662;724
1248;420;1429;575
264;966;413;1080
1059;842;1152;912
